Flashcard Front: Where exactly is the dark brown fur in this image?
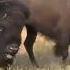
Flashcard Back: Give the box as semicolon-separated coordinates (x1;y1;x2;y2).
0;0;31;69
1;0;70;69
24;0;70;66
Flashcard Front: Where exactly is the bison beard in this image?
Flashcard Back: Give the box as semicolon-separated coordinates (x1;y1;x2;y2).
0;0;70;70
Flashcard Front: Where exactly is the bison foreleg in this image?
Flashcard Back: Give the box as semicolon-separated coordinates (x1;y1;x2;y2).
24;25;39;67
55;33;69;61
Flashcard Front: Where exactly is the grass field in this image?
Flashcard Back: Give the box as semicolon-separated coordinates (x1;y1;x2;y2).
2;27;70;70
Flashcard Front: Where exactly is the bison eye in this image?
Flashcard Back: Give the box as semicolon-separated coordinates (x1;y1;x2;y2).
2;13;7;19
0;26;5;32
7;43;19;53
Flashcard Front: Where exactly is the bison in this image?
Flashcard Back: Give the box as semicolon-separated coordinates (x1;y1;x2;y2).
24;0;70;67
0;0;70;70
0;0;31;69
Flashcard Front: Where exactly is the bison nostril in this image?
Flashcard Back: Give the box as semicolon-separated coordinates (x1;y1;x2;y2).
9;44;19;50
7;43;19;52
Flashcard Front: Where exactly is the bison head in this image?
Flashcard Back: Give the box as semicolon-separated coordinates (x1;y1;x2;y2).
0;0;23;68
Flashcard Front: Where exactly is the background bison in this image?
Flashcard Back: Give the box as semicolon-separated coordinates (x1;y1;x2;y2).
22;0;70;65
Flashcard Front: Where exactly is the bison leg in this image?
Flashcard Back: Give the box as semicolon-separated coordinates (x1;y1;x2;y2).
24;25;39;67
55;42;68;60
54;33;69;61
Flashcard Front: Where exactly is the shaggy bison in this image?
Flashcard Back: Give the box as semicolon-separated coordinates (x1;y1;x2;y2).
0;0;70;69
24;0;70;66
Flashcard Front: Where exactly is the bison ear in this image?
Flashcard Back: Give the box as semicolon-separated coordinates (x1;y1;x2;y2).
19;3;31;19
